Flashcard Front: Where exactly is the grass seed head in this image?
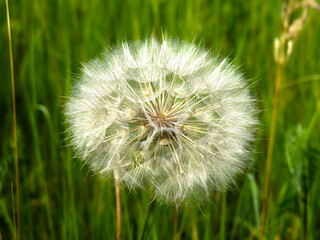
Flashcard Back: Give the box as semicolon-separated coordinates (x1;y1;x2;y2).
65;37;258;205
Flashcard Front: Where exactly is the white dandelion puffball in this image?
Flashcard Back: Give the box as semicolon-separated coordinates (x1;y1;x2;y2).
66;37;258;205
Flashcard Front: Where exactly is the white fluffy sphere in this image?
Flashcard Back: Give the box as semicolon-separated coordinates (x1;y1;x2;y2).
65;38;258;205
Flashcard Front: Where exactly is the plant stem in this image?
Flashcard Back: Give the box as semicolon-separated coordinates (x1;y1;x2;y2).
140;200;155;240
11;183;16;240
6;0;20;239
114;171;122;240
220;192;226;240
173;207;179;240
189;209;198;240
259;63;283;240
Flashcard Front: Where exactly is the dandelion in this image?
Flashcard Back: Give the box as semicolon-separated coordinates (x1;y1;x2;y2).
65;37;258;205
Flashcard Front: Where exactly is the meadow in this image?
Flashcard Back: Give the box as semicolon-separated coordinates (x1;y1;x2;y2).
1;0;320;239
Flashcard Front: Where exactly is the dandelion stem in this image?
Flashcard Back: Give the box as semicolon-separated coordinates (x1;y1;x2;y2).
173;208;179;240
114;171;122;240
259;63;283;240
189;209;198;240
6;0;20;239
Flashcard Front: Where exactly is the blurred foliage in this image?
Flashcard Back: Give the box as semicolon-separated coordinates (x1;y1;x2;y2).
1;0;320;239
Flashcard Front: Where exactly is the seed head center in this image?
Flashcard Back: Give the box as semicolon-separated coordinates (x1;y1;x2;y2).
151;111;170;128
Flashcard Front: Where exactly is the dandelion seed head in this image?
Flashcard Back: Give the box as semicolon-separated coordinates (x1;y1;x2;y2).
65;37;258;205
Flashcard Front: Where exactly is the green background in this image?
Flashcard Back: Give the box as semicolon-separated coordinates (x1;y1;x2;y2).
1;0;320;239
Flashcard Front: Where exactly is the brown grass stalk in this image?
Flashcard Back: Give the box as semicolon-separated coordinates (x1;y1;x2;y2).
6;0;20;239
114;171;122;240
259;64;283;240
259;1;320;239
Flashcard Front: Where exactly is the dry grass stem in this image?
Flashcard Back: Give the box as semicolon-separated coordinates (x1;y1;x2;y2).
114;171;122;240
6;0;20;239
260;1;320;239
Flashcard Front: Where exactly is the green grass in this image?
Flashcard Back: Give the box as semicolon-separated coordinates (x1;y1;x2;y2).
1;0;320;239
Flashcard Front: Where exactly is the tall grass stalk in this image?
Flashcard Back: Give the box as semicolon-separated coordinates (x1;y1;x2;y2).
259;1;320;239
140;200;155;240
10;183;16;240
114;171;122;240
5;0;20;239
220;192;226;240
259;63;283;239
